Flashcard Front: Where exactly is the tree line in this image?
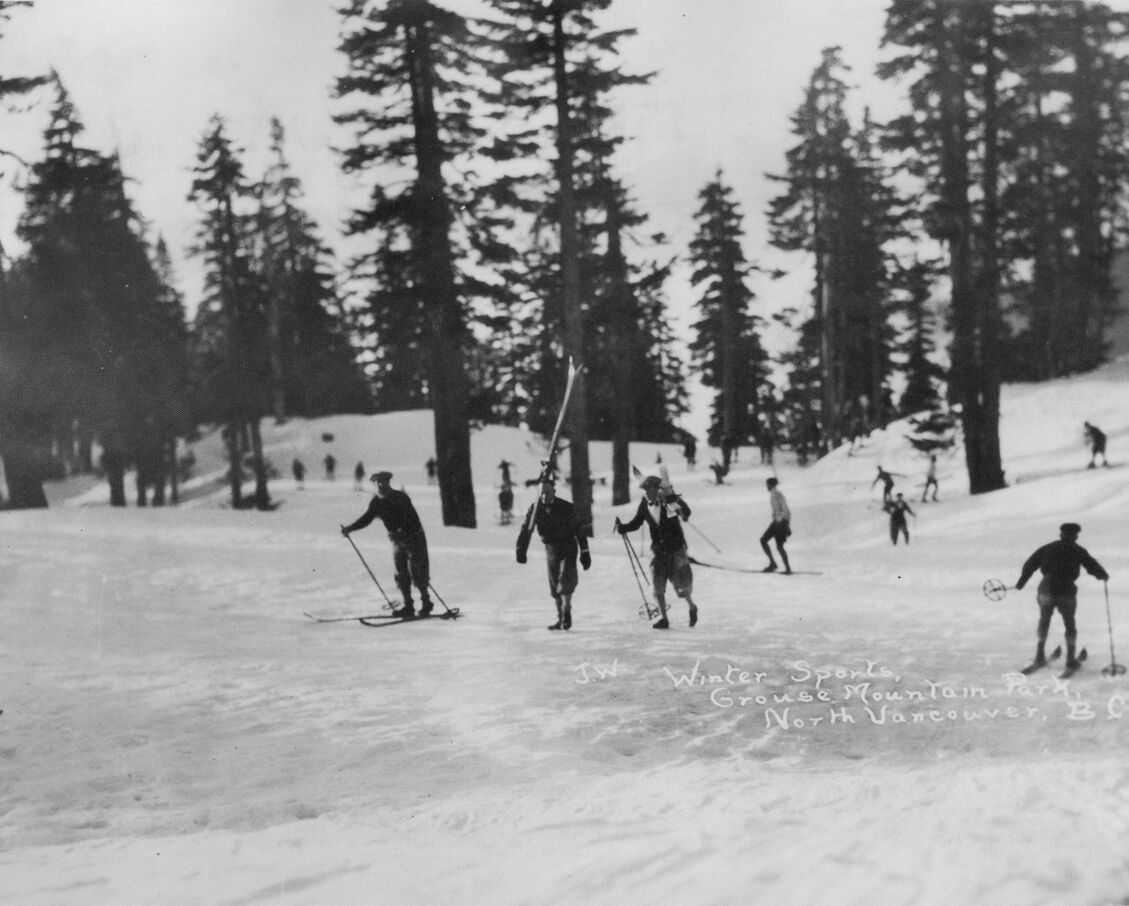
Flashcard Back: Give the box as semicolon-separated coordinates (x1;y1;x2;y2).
3;0;1128;522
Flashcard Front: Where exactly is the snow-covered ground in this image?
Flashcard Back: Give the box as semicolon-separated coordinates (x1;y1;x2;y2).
4;362;1129;905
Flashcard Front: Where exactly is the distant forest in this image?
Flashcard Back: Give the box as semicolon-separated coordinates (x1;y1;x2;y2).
2;0;1128;528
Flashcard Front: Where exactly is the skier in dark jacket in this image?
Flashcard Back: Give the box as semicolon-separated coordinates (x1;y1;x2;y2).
1015;522;1109;671
1084;422;1108;468
872;466;896;504
885;493;915;545
516;477;590;631
616;475;698;630
342;471;432;618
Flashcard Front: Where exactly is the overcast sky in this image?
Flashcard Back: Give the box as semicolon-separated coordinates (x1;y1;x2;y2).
0;0;895;434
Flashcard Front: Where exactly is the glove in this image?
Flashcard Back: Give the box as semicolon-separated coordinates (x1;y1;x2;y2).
1014;579;1025;591
580;549;591;571
340;525;350;537
614;517;624;535
516;550;527;565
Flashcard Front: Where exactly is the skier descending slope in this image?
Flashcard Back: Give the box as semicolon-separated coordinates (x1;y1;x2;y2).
516;476;590;630
1015;522;1109;677
342;471;433;619
616;475;699;630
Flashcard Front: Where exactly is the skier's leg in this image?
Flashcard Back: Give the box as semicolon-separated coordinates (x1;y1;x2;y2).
760;527;777;570
1061;598;1079;665
1034;594;1054;662
652;558;670;629
776;538;791;574
549;595;563;630
409;534;432;614
392;543;414;613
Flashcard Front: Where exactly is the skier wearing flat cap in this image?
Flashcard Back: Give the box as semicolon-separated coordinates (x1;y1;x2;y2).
1015;522;1109;672
616;474;698;629
342;471;432;618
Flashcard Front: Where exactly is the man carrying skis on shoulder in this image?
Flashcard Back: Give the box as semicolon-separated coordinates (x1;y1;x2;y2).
516;475;590;631
1015;522;1109;674
616;475;698;629
341;471;432;619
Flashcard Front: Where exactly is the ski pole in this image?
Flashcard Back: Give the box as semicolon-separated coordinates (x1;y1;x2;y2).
427;581;459;617
620;531;653;617
686;520;723;554
342;528;395;606
1102;580;1126;676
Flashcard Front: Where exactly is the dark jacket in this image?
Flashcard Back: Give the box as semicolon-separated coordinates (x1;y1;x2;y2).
516;496;587;560
1017;539;1108;594
344;489;424;541
620;495;691;554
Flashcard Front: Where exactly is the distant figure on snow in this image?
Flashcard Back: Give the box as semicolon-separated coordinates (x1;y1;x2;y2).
709;461;728;485
885;492;915;545
498;459;513;486
499;482;514;526
516;476;590;631
760;477;792;574
757;425;775;465
354;461;365;491
921;454;939;503
683;435;697;470
342;471;432;619
324;454;337;482
425;457;438;484
292;457;306;489
1084;422;1108;469
616;475;698;629
872;466;896;504
1015;522;1109;673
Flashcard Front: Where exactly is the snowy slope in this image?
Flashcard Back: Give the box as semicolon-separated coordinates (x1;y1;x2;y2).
3;362;1129;905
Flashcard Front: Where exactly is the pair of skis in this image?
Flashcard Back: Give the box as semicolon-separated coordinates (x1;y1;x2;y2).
1019;645;1088;680
304;608;462;628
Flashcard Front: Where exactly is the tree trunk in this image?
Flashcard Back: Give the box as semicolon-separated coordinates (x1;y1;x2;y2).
405;8;476;528
104;447;128;507
0;437;49;509
225;419;243;508
551;3;592;535
249;417;271;510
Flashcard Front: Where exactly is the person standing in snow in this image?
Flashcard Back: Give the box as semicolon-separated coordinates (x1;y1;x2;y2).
516;476;590;631
885;492;915;545
324;454;337;482
872;466;896;504
353;461;365;491
499;481;515;526
921;454;939;502
292;457;306;489
342;471;433;619
1084;422;1108;468
760;477;792;574
617;475;698;629
1015;522;1109;672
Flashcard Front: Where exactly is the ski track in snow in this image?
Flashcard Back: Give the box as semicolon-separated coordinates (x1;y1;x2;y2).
5;362;1129;903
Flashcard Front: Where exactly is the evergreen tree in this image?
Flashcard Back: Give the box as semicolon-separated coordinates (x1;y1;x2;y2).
254;118;371;420
893;259;945;415
188;115;271;510
768;48;902;451
880;1;1007;494
336;0;480;527
483;0;657;528
688;175;772;470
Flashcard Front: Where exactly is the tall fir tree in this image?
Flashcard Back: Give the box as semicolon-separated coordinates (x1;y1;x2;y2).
688;175;772;469
336;0;481;527
188;115;271;511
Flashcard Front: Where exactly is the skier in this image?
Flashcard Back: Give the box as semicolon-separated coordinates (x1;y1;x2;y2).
1084;422;1108;468
516;476;590;631
872;466;896;504
884;492;915;545
1015;522;1109;674
341;471;433;619
757;425;775;465
498;459;514;486
324;454;337;482
425;457;438;484
291;457;306;489
683;435;697;470
921;454;939;502
353;461;365;491
760;477;792;574
499;482;514;526
617;475;698;629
